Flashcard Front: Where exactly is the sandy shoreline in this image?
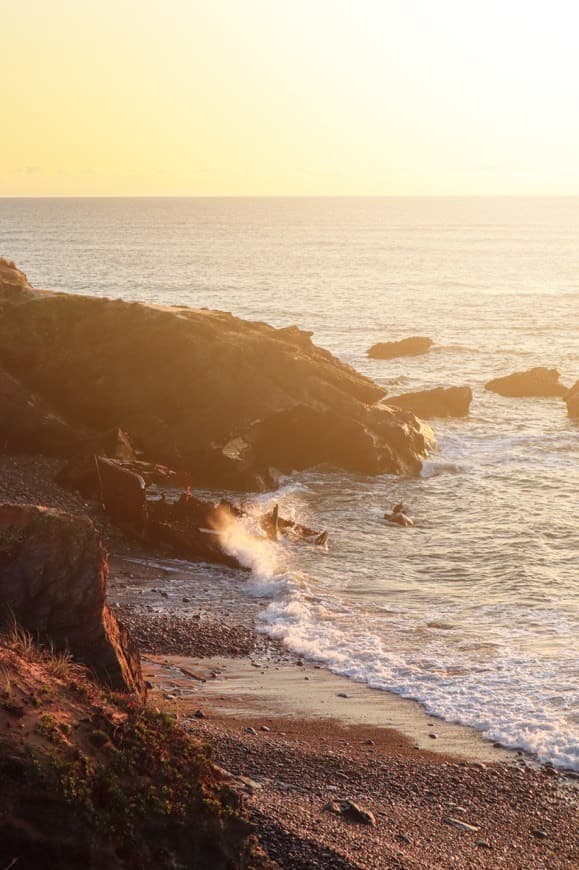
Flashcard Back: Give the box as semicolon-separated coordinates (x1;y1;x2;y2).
106;554;578;868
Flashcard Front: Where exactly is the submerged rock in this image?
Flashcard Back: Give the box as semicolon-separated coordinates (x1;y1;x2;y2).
386;386;472;418
0;264;435;488
0;504;144;696
485;367;568;398
367;336;433;359
565;380;579;418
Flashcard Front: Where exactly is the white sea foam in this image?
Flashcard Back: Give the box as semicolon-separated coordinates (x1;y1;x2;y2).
256;582;579;771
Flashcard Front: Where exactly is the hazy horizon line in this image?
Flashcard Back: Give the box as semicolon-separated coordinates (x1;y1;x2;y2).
2;194;579;200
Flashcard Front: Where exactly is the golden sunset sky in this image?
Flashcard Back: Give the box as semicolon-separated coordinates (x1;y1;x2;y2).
2;0;578;196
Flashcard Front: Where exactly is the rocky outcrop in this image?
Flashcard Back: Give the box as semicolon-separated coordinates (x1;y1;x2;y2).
367;336;433;360
0;367;85;456
386;386;473;418
0;258;31;296
218;404;433;479
485;367;568;398
0;261;435;487
0;504;144;696
565;380;579;418
56;427;177;496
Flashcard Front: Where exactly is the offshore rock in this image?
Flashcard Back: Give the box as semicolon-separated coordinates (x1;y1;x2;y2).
386;386;473;418
565;380;579;418
485;367;568;398
0;263;434;487
0;504;144;696
367;336;433;359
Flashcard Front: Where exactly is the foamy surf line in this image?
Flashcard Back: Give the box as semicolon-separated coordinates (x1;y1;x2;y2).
255;590;579;771
216;500;578;772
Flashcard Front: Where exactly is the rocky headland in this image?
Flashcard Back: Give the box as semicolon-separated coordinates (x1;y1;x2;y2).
0;261;434;492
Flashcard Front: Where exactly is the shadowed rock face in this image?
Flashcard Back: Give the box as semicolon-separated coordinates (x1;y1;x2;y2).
367;336;433;359
0;263;434;487
0;504;144;697
565;381;579;418
0;368;85;456
228;404;433;477
385;386;473;419
485;367;568;398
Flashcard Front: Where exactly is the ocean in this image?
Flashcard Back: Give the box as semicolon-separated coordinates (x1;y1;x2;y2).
1;196;577;769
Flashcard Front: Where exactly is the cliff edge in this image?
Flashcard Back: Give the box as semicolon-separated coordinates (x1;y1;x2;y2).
0;261;434;489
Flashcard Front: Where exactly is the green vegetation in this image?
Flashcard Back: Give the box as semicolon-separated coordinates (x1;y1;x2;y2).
0;631;268;868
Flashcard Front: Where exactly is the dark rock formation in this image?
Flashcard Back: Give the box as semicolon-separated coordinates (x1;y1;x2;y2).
0;504;144;696
386;386;473;418
0;262;435;487
565;380;579;418
485;367;568;398
96;456;148;534
0;367;85;456
221;404;433;478
56;427;177;497
367;336;433;359
145;493;245;570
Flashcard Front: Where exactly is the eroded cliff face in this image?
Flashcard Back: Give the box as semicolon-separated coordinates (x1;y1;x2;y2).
0;503;144;697
0;261;434;487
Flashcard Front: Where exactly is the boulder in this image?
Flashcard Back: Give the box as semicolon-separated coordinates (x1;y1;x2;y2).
485;367;568;398
565;380;579;418
0;504;144;696
0;265;436;486
96;456;148;533
219;404;434;478
386;386;472;418
0;367;85;456
367;336;433;360
56;426;179;497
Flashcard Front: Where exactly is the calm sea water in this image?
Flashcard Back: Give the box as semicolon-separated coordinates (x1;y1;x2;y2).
1;197;578;769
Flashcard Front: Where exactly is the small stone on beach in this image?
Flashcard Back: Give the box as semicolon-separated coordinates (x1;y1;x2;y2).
445;817;479;832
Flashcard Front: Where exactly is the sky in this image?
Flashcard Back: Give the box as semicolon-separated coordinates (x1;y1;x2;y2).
2;0;579;196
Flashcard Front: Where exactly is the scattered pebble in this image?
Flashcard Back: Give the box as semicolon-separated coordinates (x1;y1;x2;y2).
323;799;376;826
445;817;480;832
